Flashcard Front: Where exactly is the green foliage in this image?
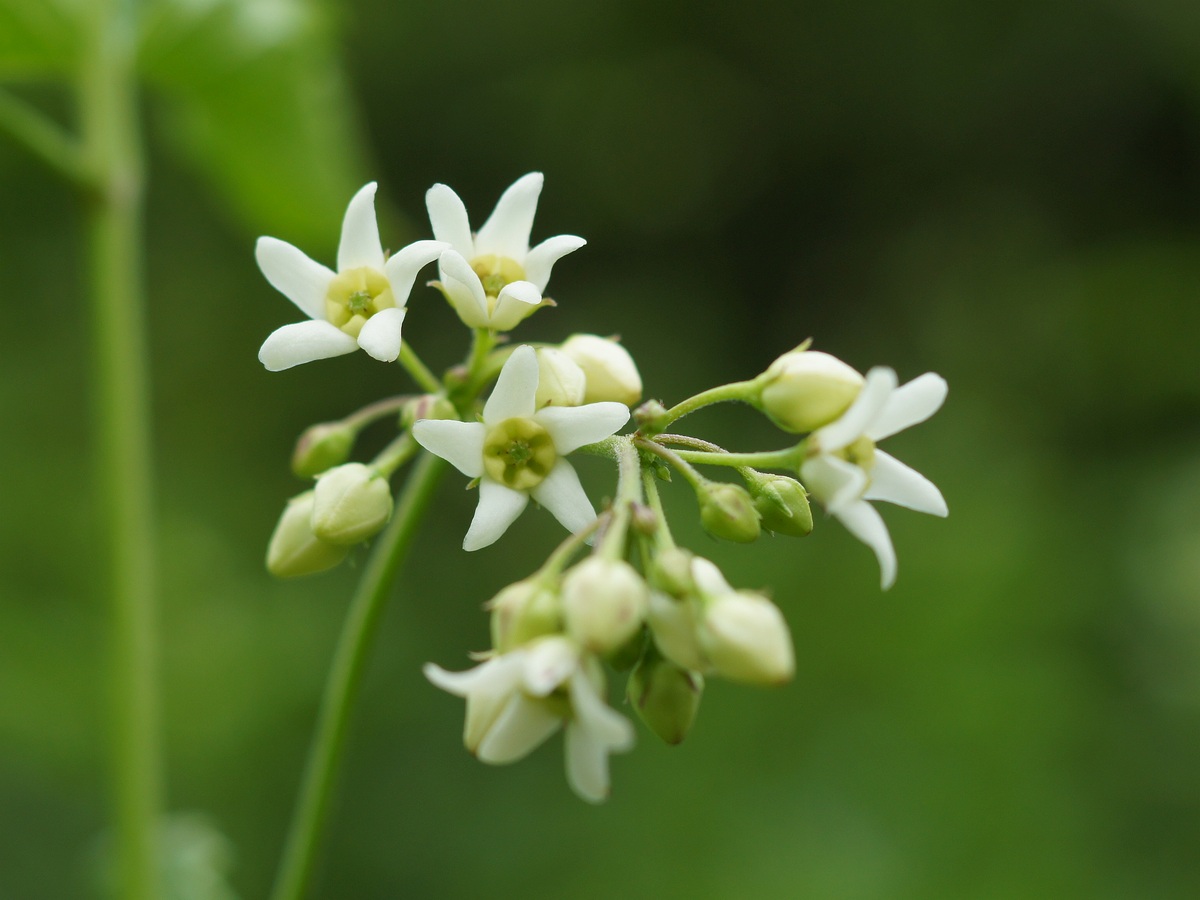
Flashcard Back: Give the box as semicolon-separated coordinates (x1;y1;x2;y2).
0;0;81;77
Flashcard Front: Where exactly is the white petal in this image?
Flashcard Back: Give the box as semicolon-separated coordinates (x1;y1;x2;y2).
801;454;868;514
476;694;562;764
438;249;489;326
690;557;733;597
530;460;596;536
255;237;335;320
336;182;385;272
483;345;539;423
521;636;579;696
488;292;545;332
474;172;543;259
524;235;586;291
425;183;475;258
258;320;358;371
564;672;634;803
835;500;898;590
864;451;948;516
383;239;448;302
356;307;406;362
423;655;515;698
570;671;634;750
411;420;485;478
496;279;542;306
534;402;629;455
867;373;948;441
463;479;529;551
816;367;898;453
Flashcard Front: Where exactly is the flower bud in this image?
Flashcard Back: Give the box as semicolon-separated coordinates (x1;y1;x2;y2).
755;350;863;433
402;394;458;429
697;482;761;543
291;421;355;479
650;547;696;597
698;591;794;685
561;558;648;656
488;580;562;653
646;590;705;671
560;334;643;406
627;653;703;745
751;474;813;537
310;463;393;545
266;492;349;578
534;347;587;408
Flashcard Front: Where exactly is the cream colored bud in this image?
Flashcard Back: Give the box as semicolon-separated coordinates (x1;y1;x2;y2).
651;547;696;597
488;580;562;653
310;463;393;545
697;482;761;543
560;334;643;406
402;394;458;429
627;653;703;745
699;591;794;685
646;590;705;671
756;350;864;433
561;558;648;655
291;421;355;479
266;492;349;578
751;474;813;537
534;347;587;408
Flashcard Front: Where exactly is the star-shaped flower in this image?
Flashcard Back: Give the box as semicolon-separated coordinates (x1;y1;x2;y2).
256;182;445;370
412;346;629;550
426;172;586;331
800;367;948;589
424;636;635;803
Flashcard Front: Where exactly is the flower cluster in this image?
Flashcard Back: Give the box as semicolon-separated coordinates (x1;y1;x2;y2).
256;174;948;802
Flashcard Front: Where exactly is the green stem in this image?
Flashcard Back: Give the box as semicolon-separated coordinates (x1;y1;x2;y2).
0;86;94;187
634;437;707;489
647;380;757;433
270;452;447;900
343;395;412;430
371;431;418;478
670;445;805;470
599;438;644;560
397;341;441;394
535;514;608;581
641;467;676;552
80;2;162;898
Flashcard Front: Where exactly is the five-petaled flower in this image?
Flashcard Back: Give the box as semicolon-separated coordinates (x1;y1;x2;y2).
426;172;586;331
413;345;629;550
256;182;446;371
424;635;635;803
800;367;948;589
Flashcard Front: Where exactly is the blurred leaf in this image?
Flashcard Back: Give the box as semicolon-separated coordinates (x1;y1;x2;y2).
0;0;83;77
139;0;373;245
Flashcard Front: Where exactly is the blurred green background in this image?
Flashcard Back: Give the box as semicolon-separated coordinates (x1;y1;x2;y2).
3;0;1199;897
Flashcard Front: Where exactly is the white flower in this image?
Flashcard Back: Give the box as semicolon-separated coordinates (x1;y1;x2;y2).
256;182;445;370
412;346;629;550
426;172;586;331
424;636;635;803
800;367;948;589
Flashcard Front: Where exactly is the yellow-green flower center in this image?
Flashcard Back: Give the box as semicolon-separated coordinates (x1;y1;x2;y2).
482;417;557;490
471;254;526;304
837;435;877;470
325;267;396;338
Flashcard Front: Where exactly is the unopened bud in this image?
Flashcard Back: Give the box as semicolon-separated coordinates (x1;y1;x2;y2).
646;590;705;671
561;558;648;655
697;482;761;543
755;350;863;433
651;547;695;597
291;421;355;479
402;394;458;429
560;334;643;406
534;347;587;408
310;463;393;545
751;474;813;537
266;492;349;578
627;653;703;745
488;580;561;653
699;591;794;685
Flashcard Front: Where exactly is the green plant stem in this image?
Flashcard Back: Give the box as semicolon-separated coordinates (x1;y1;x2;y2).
641;467;676;552
648;380;757;432
634;436;707;489
343;395;412;430
270;452;446;900
670;445;805;470
397;341;441;394
371;431;418;477
79;2;162;898
0;86;93;187
599;438;644;561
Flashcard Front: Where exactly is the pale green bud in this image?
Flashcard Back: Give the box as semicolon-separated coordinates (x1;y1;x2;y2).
755;350;864;433
627;653;703;745
534;347;587;408
751;474;813;537
560;334;643;406
487;580;562;653
697;482;761;543
310;463;393;545
651;547;696;597
699;591;794;686
646;589;705;671
291;421;355;479
266;492;349;578
561;558;649;655
402;394;458;429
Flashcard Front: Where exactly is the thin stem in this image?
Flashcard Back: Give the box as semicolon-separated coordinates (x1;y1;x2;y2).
641;467;676;552
0;86;94;187
371;431;417;478
270;452;447;900
670;445;805;470
646;380;756;433
80;2;162;898
343;395;412;430
396;341;441;395
599;438;645;560
634;436;706;489
535;514;608;581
